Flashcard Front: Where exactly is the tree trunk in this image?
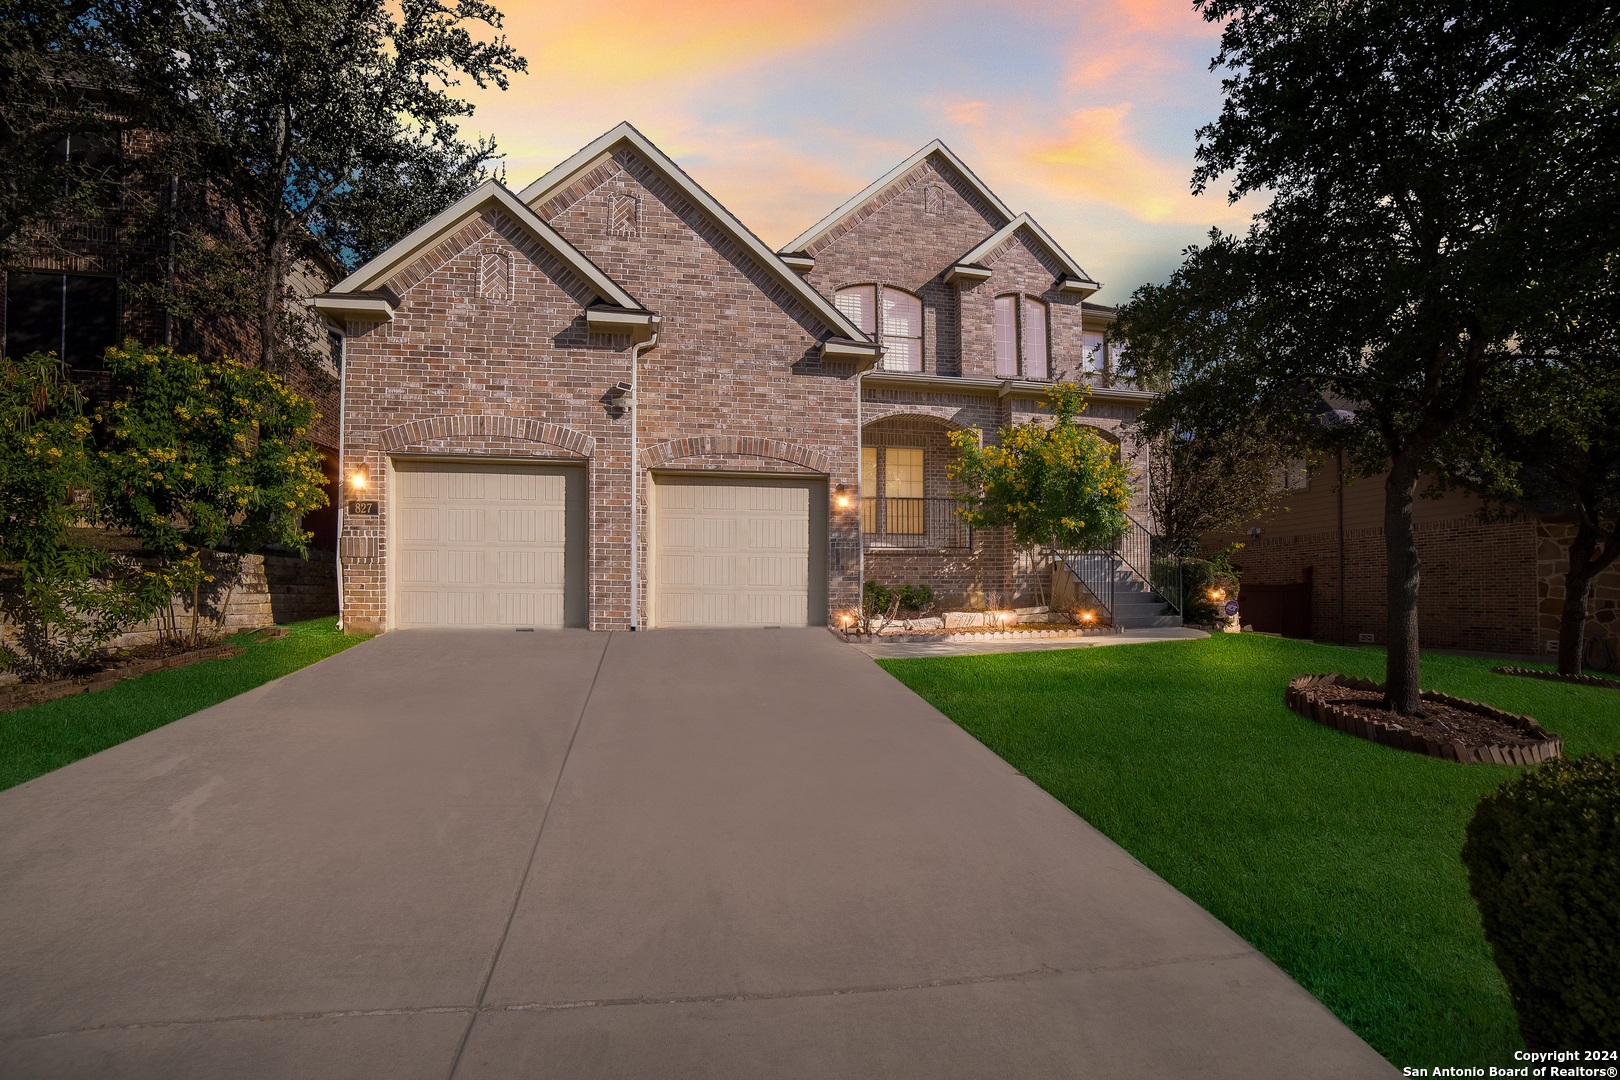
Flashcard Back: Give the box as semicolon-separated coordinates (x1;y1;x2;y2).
1383;456;1424;714
1558;520;1612;677
259;232;285;371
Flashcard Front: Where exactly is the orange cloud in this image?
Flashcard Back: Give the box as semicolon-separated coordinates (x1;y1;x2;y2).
1019;106;1238;224
501;0;914;88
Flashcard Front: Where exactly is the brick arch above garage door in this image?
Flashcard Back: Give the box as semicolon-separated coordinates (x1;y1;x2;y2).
641;436;830;474
377;415;595;457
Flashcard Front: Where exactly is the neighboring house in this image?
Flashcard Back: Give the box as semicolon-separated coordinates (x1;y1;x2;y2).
1211;456;1620;668
318;122;1157;634
0;130;344;551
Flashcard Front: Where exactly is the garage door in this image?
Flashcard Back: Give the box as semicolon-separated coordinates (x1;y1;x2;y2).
654;474;827;628
392;460;585;629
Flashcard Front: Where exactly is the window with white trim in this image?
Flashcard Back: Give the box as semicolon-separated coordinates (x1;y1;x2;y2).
1082;329;1106;377
994;295;1017;377
1022;298;1048;380
880;288;922;372
838;284;922;372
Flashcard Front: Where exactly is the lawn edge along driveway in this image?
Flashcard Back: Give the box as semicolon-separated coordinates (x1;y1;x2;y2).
1;616;368;792
877;633;1620;1071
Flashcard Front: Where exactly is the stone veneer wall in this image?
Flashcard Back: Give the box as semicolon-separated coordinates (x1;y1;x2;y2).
1535;520;1620;669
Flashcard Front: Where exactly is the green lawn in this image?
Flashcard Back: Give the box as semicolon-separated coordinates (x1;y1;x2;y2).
0;616;368;792
878;635;1620;1071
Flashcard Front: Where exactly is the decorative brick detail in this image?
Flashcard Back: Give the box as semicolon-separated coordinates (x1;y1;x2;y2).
376;415;595;457
1286;673;1562;765
641;436;830;474
339;535;379;562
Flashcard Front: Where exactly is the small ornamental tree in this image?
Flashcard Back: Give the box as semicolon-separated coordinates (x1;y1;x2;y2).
0;352;161;674
948;383;1133;607
95;341;329;645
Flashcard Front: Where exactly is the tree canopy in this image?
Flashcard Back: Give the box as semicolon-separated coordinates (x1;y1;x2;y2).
1117;0;1620;712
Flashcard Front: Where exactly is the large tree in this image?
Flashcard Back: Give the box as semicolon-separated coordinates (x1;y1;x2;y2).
1118;0;1620;713
108;0;525;371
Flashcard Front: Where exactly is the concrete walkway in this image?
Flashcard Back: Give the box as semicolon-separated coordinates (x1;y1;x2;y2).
0;628;1395;1079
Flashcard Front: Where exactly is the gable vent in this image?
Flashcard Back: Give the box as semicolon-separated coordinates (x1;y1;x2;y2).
480;249;512;301
609;192;640;237
923;183;945;216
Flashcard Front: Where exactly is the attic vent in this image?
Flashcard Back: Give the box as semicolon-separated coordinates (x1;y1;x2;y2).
480;250;512;301
923;183;946;216
609;192;640;237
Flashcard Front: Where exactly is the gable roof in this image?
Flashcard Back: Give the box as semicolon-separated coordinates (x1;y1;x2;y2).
958;212;1099;291
329;180;644;311
519;122;871;345
781;140;1015;257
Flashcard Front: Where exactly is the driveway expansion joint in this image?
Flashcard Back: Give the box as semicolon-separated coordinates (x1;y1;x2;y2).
0;949;1263;1046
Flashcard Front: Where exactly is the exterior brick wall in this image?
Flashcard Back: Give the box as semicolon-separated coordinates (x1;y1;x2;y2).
1225;516;1541;655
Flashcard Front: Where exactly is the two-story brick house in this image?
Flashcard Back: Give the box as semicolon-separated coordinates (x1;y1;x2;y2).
321;122;1155;633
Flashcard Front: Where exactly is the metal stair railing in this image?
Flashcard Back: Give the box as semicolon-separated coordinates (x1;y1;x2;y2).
1053;512;1184;624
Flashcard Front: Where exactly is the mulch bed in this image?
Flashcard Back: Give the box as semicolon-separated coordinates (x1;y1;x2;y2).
1492;666;1620;691
0;641;246;713
1286;673;1562;765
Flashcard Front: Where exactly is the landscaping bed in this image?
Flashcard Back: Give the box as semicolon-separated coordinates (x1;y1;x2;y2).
1287;673;1562;765
0;639;249;713
1491;665;1620;691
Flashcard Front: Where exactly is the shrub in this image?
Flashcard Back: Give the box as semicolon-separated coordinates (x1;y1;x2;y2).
863;579;893;616
1461;754;1620;1050
898;582;933;611
1177;543;1243;624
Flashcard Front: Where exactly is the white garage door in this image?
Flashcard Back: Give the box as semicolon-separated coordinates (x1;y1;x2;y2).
392;460;582;629
655;475;826;628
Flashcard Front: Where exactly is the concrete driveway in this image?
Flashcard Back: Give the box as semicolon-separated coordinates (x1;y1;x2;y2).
0;629;1396;1078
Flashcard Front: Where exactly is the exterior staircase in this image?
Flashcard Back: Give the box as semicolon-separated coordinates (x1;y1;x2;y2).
1054;513;1185;631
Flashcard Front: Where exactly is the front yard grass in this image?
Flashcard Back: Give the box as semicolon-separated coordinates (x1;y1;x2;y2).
0;616;367;792
877;634;1620;1071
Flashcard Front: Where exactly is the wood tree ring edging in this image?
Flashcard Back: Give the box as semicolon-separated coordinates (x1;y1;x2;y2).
1491;666;1620;692
1285;673;1563;765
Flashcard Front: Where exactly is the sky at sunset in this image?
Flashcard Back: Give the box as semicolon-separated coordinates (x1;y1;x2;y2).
455;0;1261;305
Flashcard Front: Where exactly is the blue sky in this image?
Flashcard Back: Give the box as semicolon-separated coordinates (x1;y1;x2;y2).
458;0;1259;304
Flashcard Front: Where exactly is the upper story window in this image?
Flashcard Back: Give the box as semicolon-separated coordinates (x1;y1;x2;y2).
995;296;1017;377
880;289;921;372
328;329;344;373
1082;329;1107;377
995;294;1050;380
837;284;922;373
4;272;118;369
1022;298;1048;380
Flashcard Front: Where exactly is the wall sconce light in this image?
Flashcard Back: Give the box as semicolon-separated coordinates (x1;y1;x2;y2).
348;468;368;491
603;382;633;418
834;483;851;509
1246;527;1264;538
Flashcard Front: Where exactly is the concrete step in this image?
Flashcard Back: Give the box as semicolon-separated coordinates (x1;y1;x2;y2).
1113;613;1185;629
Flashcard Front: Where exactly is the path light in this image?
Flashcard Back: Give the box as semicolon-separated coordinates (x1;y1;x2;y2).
1081;611;1094;623
840;613;853;628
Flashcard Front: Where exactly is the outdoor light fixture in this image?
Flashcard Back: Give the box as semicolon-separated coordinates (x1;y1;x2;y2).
1081;611;1094;622
348;468;368;490
834;483;851;509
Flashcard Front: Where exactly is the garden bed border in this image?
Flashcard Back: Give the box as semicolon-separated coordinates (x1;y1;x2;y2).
0;643;245;713
1285;673;1562;765
1490;666;1620;691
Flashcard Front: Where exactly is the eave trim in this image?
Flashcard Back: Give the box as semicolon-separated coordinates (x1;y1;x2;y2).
330;180;643;311
958;213;1095;289
519;122;870;345
782;139;1015;255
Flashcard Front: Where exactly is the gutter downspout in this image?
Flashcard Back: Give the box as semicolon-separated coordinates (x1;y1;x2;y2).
629;331;659;630
335;321;348;631
856;362;866;608
1337;449;1346;645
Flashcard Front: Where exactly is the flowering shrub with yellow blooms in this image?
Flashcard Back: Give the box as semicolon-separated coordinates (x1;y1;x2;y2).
1;352;167;674
96;341;329;645
948;382;1133;569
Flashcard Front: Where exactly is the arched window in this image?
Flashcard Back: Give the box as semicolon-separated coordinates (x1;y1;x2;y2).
837;284;922;372
994;295;1017;377
1022;298;1047;380
880;288;921;372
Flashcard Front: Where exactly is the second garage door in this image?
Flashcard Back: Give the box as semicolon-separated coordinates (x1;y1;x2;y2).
392;459;586;629
654;474;827;628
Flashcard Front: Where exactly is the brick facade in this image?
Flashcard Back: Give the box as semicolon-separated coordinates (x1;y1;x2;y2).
329;126;1152;630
